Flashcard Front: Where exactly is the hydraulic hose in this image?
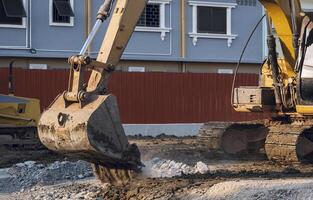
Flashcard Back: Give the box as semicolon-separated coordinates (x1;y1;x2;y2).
231;14;267;106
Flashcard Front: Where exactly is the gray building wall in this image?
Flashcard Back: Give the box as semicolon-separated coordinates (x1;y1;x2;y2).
185;0;263;63
0;0;265;72
0;57;259;74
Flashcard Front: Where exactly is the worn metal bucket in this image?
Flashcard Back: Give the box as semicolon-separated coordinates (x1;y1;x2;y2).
38;94;141;170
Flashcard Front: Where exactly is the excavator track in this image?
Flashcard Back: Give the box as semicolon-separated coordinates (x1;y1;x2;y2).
199;121;268;154
0;127;45;151
200;118;313;165
265;121;313;164
198;122;232;150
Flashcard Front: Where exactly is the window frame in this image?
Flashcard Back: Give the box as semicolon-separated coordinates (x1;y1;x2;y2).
0;0;27;29
135;0;172;41
197;6;227;34
49;0;74;27
137;3;161;28
188;1;238;47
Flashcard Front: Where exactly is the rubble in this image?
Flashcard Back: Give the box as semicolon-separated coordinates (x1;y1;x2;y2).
2;160;92;192
142;158;210;178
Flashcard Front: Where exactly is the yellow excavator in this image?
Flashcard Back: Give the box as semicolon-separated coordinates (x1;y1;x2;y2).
37;0;313;184
0;61;41;151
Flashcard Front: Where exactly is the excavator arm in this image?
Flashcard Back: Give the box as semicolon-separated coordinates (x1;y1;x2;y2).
65;0;148;103
88;0;149;94
38;0;148;185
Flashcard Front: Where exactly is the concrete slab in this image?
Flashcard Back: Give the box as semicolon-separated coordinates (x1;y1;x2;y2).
123;123;203;137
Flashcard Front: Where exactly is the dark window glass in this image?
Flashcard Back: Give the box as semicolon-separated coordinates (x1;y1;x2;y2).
0;0;25;25
137;4;160;27
197;6;227;34
2;0;26;17
237;0;257;6
53;0;74;24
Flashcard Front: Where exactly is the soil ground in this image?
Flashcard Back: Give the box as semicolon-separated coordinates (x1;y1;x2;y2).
2;136;313;199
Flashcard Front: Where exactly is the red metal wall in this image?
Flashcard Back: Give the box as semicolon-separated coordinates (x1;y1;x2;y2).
0;68;268;123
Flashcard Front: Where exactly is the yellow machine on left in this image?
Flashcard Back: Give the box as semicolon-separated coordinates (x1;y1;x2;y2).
0;61;41;151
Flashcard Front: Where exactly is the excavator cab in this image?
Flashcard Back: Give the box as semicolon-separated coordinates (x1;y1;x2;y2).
38;0;147;184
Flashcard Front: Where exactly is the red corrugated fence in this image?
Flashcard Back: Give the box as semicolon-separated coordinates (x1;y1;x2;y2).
0;68;269;123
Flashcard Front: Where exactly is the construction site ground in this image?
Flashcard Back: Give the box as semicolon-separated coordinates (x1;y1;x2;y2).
2;136;313;199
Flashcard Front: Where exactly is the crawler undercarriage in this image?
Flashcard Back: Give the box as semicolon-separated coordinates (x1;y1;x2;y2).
199;117;313;165
0;126;44;151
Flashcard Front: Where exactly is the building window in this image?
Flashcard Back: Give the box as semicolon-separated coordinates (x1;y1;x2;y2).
137;4;160;27
197;7;226;34
188;1;238;47
49;0;74;26
237;0;256;6
135;0;172;41
0;0;26;28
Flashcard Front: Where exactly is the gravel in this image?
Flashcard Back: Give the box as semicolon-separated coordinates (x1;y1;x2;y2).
0;160;93;193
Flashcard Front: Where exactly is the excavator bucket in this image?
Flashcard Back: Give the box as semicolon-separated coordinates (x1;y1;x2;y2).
38;94;141;171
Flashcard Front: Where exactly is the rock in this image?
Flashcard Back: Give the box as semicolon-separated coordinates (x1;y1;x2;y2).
16;163;26;167
24;161;36;168
194;162;209;174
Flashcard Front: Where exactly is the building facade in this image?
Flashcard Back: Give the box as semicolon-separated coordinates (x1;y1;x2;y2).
0;0;311;73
